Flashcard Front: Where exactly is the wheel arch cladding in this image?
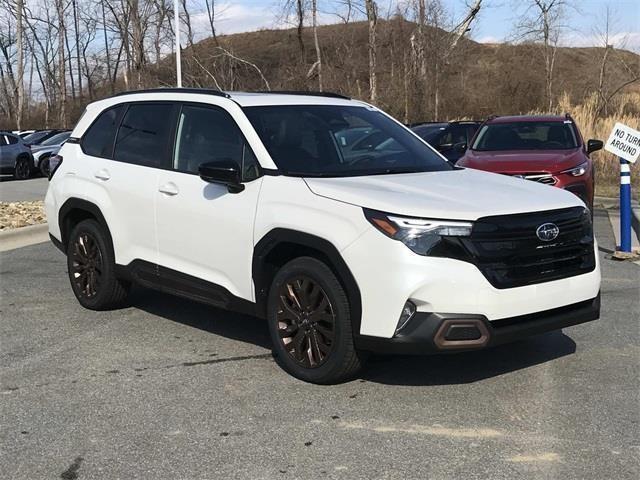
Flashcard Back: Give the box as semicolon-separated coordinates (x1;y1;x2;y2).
253;228;362;334
58;198;112;250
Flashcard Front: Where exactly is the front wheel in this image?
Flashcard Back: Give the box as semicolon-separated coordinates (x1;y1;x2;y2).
267;257;365;384
66;219;130;310
39;156;50;177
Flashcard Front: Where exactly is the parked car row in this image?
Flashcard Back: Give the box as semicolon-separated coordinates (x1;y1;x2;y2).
411;114;602;209
0;128;71;179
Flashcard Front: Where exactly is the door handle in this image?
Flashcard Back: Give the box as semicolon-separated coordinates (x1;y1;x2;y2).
158;182;179;196
94;169;110;181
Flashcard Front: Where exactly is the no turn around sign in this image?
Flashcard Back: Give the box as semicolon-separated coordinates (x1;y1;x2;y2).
605;122;640;163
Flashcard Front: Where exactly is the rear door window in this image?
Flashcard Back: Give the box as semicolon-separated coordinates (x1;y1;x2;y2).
114;103;176;168
82;105;124;158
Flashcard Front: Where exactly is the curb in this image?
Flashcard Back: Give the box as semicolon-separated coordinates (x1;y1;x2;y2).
594;196;640;242
0;223;49;252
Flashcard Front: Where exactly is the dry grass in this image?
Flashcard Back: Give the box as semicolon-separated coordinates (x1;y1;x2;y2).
542;92;640;197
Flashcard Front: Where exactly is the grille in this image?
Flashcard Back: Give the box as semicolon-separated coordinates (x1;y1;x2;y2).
460;207;595;289
510;173;557;185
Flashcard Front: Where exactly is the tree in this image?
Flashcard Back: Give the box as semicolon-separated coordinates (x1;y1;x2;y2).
308;0;322;91
364;0;377;102
514;0;571;111
55;0;67;127
15;0;25;128
591;5;640;119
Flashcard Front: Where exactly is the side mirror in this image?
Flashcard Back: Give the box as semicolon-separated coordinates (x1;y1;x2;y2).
587;139;603;154
198;160;245;193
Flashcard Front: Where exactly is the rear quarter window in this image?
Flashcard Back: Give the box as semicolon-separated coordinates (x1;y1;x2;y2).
113;103;175;168
82;105;125;158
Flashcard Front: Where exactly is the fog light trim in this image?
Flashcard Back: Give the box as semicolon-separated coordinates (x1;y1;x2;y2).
394;301;416;335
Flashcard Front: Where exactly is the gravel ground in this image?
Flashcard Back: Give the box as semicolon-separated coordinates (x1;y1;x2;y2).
1;209;638;480
0;201;46;230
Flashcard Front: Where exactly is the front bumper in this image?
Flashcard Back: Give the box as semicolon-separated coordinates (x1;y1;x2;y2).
355;294;600;354
341;227;601;338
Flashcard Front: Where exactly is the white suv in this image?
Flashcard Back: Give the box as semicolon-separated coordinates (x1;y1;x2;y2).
45;89;601;384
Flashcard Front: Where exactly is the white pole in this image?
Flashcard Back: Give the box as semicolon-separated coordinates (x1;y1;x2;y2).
174;0;182;87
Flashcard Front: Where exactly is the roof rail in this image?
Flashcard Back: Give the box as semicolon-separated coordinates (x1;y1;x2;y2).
254;90;351;100
487;115;500;120
111;88;231;99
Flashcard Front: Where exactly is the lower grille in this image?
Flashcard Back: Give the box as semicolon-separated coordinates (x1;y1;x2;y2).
460;207;595;289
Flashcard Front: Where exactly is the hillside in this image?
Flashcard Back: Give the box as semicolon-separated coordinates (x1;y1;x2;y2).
149;18;640;123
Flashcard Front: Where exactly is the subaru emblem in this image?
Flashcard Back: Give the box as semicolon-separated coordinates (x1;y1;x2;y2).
536;223;560;242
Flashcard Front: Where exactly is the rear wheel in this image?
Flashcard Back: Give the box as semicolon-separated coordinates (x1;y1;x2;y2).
267;257;365;384
14;156;31;180
66;219;130;310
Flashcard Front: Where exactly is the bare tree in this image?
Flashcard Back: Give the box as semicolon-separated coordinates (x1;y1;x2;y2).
515;0;570;111
364;0;377;102
591;5;640;119
15;0;25;128
55;0;67;126
204;0;218;44
308;0;322;90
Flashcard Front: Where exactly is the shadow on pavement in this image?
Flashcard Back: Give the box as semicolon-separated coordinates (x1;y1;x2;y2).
128;286;272;350
362;331;576;386
128;285;577;386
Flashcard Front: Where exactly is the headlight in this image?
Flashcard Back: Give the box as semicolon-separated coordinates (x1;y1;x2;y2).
560;161;588;177
364;209;473;255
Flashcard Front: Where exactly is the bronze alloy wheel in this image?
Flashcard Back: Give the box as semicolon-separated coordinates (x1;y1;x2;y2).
70;232;104;298
277;276;336;368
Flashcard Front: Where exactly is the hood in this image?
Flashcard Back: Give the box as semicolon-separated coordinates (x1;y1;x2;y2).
30;144;60;153
304;169;583;220
458;148;584;174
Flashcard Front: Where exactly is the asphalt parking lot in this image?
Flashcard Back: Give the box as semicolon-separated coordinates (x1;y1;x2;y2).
1;210;638;480
0;176;49;202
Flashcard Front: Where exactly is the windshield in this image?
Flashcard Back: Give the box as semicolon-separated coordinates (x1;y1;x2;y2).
23;131;50;144
41;131;70;146
244;105;451;177
472;121;578;151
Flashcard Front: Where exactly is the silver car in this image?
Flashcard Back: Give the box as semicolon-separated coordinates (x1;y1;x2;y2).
0;132;34;180
31;131;71;175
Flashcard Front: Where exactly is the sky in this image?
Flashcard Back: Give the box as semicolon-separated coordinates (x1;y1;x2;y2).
195;0;640;52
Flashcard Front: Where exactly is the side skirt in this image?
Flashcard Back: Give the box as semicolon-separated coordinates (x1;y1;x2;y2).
119;260;259;317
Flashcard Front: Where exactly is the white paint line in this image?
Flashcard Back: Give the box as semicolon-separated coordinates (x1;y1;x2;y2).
508;452;560;463
339;421;503;438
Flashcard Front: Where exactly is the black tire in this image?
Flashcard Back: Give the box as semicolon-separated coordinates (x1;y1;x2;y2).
14;156;31;180
66;219;130;310
39;156;50;177
267;256;365;384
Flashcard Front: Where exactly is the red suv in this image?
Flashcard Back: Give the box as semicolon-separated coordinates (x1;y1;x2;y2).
457;115;603;209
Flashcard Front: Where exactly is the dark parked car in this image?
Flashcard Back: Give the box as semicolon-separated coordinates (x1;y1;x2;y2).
456;114;603;209
22;129;64;147
411;121;481;163
0;132;34;179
